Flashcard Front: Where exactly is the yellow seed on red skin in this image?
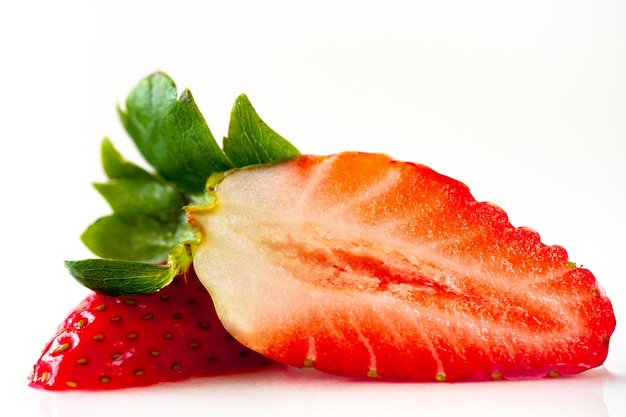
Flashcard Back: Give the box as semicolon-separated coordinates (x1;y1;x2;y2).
76;358;88;366
100;376;111;384
53;343;70;354
92;333;105;342
150;350;161;357
66;381;78;388
367;369;379;378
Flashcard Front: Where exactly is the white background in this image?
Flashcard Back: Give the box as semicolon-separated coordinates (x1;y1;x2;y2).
1;1;625;415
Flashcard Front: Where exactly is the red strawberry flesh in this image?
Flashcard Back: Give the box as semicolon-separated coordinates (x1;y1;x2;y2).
189;152;616;381
29;268;272;390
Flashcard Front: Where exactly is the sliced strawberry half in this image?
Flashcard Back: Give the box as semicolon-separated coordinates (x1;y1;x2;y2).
188;152;616;381
29;267;273;390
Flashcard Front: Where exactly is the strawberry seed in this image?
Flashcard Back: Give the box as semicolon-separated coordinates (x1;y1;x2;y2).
92;333;105;342
53;343;70;355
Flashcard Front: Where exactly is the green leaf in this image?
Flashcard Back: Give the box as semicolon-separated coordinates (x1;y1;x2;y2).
93;178;186;221
118;72;233;194
65;259;176;296
101;138;153;180
81;213;192;263
72;72;303;296
224;94;300;167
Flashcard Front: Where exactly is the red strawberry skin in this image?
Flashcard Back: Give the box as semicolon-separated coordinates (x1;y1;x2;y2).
190;152;616;381
29;267;272;390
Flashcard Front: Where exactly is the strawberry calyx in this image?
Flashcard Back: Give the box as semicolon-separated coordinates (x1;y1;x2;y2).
67;72;299;295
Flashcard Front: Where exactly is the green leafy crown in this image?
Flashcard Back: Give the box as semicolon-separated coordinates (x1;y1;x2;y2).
65;72;300;295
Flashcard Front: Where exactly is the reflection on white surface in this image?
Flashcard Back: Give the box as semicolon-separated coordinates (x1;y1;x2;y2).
23;365;625;417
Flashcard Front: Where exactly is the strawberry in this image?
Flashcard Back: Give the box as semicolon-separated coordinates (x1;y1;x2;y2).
34;72;615;389
29;267;272;390
188;152;616;381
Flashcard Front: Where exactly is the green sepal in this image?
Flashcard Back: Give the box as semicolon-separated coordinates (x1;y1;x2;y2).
81;213;193;263
224;94;300;166
118;71;233;194
101;138;153;180
67;237;196;296
65;259;175;296
93;178;185;222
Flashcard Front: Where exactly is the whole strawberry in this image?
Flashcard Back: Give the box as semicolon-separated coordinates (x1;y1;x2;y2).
29;268;272;390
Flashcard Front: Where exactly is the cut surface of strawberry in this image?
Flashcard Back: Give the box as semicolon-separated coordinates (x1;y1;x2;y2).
189;152;616;381
29;268;272;390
